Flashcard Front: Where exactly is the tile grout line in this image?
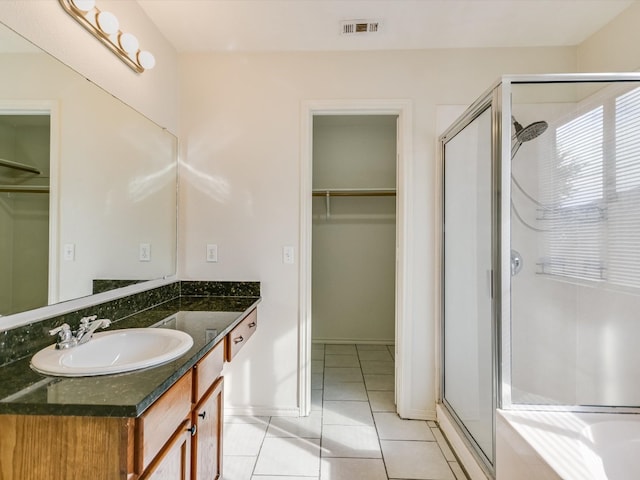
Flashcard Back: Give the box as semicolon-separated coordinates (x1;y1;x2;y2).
357;343;391;480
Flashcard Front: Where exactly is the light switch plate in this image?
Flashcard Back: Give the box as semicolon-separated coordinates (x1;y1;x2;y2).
206;244;218;262
283;246;294;264
139;243;151;262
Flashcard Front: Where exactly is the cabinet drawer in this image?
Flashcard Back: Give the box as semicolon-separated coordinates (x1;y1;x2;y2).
136;371;193;474
193;339;224;403
225;308;258;361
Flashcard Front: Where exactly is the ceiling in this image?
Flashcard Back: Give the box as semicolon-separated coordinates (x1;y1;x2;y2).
137;0;636;53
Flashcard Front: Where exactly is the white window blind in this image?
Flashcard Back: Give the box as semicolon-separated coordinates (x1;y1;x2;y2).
608;87;640;287
540;86;640;288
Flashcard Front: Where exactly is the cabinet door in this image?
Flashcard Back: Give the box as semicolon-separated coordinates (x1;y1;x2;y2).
141;419;192;480
192;377;224;480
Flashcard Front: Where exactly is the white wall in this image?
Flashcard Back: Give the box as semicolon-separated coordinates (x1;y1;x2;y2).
577;1;640;73
312;115;396;344
0;0;179;133
178;47;577;416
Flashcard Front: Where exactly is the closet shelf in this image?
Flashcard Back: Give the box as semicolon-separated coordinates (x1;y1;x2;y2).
0;185;50;193
313;188;396;218
312;188;396;197
0;158;41;175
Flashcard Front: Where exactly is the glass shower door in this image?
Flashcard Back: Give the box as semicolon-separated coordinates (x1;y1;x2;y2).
442;106;495;465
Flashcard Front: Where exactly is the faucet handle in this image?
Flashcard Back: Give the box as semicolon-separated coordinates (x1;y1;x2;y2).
79;315;98;326
49;323;71;337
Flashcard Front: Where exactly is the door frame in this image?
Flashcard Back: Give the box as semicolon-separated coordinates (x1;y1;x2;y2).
299;99;413;417
0;100;59;306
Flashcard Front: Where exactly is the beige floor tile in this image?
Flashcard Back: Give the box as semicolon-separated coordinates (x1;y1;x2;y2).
360;360;394;374
364;374;395;391
432;427;457;461
320;457;387;480
267;412;323;439
324;367;363;384
449;461;470;480
254;437;320;476
355;344;389;351
320;425;382;458
312;373;324;389
312;359;325;373
374;412;435;441
252;476;318;480
358;350;393;362
381;440;455;480
324;354;360;367
311;389;323;411
225;415;270;425
322;400;373;426
324;344;357;355
224;422;269;456
368;390;396;412
222;455;256;480
323;382;368;401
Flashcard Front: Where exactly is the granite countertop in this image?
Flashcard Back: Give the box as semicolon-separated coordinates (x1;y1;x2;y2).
0;295;260;417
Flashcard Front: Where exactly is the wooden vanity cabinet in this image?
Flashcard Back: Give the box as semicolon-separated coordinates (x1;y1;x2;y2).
0;308;257;480
139;419;192;480
225;308;258;361
191;377;224;480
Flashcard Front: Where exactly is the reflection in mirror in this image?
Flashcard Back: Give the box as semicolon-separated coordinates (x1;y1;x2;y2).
0;113;50;314
0;21;177;320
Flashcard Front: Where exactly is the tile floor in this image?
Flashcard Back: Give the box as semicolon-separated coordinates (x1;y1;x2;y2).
222;343;468;480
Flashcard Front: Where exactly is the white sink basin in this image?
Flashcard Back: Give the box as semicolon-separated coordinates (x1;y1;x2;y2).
30;328;194;377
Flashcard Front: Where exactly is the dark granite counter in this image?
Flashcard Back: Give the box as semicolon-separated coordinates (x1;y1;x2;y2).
0;295;260;418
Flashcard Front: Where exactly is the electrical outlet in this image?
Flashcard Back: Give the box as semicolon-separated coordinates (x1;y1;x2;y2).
139;243;151;262
283;246;294;264
206;244;218;263
63;243;75;261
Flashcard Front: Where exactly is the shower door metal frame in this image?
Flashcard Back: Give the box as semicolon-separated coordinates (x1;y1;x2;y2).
439;82;503;476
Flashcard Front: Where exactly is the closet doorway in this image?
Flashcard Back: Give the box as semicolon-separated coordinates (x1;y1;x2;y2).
311;115;397;343
300;100;413;418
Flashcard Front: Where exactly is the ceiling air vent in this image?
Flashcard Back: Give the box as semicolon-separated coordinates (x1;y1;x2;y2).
341;20;380;35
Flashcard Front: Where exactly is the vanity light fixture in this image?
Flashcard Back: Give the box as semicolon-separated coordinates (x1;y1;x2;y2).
58;0;155;73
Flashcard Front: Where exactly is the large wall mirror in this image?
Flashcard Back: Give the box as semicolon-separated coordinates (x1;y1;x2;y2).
0;21;177;324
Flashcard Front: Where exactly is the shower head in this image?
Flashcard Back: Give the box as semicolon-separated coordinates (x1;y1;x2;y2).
512;116;548;143
511;116;548;159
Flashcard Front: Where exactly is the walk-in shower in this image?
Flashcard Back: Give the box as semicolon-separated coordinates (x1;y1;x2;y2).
439;73;640;479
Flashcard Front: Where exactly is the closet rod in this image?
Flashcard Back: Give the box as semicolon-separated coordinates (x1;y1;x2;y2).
0;185;49;193
312;188;396;197
0;158;41;175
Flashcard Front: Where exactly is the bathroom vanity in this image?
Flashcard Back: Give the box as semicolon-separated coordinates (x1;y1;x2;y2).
0;285;260;480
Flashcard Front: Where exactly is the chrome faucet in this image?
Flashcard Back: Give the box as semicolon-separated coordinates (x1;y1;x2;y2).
48;316;111;349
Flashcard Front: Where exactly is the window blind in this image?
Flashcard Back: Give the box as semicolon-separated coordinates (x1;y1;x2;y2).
540;86;640;288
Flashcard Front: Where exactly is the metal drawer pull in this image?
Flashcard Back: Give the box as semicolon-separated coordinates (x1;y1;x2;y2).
248;322;256;328
234;336;244;344
187;425;197;436
198;411;207;420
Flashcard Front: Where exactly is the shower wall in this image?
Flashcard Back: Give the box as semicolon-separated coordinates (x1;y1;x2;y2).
510;82;640;408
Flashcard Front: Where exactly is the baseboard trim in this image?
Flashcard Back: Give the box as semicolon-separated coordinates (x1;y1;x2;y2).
312;338;395;345
224;406;301;417
399;408;436;421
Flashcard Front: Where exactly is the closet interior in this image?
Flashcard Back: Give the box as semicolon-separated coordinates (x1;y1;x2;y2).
0;114;50;315
311;114;398;344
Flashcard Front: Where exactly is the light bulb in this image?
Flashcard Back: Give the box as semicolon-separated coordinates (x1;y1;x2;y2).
119;32;139;54
96;11;119;35
138;50;156;70
70;0;95;12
